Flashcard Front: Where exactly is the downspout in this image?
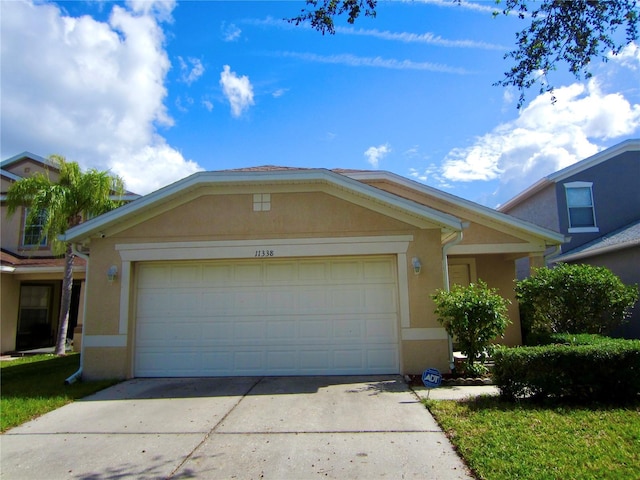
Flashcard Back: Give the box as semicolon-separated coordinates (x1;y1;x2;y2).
544;241;565;265
442;222;469;372
65;243;89;385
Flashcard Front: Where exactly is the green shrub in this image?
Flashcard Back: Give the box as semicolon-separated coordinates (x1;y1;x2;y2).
433;280;511;376
493;338;640;402
516;263;639;338
528;332;616;346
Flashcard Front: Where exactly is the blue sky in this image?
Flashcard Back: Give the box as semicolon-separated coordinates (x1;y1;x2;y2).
2;0;639;207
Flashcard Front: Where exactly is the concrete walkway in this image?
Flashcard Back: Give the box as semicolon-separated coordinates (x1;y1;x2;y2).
1;376;475;479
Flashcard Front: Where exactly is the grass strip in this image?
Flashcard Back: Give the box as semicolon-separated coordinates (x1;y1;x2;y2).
1;354;118;432
425;396;640;480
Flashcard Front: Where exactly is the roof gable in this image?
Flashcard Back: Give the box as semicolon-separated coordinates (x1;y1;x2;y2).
343;170;565;245
499;139;640;211
62;168;465;243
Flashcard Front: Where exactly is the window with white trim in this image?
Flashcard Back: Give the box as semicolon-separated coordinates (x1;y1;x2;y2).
564;182;598;232
22;209;48;247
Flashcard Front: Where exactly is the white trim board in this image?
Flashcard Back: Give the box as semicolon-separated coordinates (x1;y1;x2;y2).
116;235;413;261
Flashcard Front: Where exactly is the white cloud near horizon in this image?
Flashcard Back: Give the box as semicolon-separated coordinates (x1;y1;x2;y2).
364;143;391;169
435;78;640;205
407;42;640;206
0;0;201;195
219;65;255;118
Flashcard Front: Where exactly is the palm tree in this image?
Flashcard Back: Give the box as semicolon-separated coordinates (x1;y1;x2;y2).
6;155;125;355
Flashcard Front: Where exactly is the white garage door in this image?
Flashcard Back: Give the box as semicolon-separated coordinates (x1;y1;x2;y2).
134;256;400;377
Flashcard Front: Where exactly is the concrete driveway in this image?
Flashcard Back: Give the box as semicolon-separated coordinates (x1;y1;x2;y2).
1;376;473;479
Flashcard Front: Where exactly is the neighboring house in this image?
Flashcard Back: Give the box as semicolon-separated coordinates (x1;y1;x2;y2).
61;167;564;380
499;139;640;338
0;152;138;354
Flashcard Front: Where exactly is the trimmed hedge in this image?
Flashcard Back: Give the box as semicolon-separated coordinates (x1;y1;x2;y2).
493;337;640;401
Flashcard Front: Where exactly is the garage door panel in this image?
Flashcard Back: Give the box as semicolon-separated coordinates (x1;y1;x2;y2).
267;321;298;340
367;348;398;369
331;261;360;281
202;264;233;284
364;286;397;312
134;256;400;377
234;264;263;283
171;265;202;284
330;288;364;313
201;322;233;344
363;259;395;279
137;265;171;286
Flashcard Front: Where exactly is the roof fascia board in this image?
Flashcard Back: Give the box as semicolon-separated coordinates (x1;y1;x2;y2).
1;169;22;182
62;169;463;242
552;239;640;263
497;178;551;212
547;138;640;183
345;170;565;245
7;266;86;274
1;151;57;169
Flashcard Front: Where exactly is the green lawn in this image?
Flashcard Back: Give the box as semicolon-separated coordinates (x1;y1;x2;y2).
425;395;640;480
1;354;119;432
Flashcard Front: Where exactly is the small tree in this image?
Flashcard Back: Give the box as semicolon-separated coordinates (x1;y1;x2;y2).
6;155;125;355
433;280;511;376
516;263;639;338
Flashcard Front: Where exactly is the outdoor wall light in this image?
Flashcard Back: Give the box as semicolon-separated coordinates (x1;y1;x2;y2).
107;265;118;283
411;257;422;275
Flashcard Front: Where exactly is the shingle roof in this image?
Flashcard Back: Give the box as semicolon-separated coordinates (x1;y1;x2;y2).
553;220;640;262
0;249;86;270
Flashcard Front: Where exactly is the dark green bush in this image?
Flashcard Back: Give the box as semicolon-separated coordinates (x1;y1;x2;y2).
527;332;615;346
493;338;640;402
516;263;639;339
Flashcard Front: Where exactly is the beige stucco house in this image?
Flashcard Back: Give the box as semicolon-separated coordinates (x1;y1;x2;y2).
61;167;565;380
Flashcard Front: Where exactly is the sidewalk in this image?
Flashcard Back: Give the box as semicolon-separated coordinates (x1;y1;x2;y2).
412;384;500;401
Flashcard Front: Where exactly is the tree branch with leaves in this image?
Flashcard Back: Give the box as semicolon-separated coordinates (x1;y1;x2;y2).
288;0;639;108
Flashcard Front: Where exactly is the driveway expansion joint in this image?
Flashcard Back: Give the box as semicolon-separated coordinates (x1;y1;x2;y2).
166;376;265;479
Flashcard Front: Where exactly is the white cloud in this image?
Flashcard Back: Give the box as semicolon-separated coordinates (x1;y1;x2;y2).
364;143;391;169
126;0;176;22
608;42;640;70
178;56;204;85
272;88;289;98
202;99;214;112
336;27;505;50
280;51;469;74
219;65;255;117
438;79;640;204
221;22;242;42
409;164;451;187
0;0;201;195
413;0;498;14
110;141;199;194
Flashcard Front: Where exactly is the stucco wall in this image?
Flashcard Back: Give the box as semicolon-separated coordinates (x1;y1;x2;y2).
473;254;522;346
502;183;560;232
1;273;20;353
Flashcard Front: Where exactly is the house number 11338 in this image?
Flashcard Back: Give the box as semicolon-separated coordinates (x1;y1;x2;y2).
255;250;275;257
